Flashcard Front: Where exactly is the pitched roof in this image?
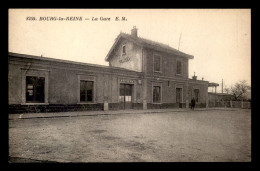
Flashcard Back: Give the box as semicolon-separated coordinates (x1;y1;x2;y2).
8;52;142;74
105;32;194;61
208;82;220;87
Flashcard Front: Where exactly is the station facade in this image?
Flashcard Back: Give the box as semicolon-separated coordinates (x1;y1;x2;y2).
8;27;211;113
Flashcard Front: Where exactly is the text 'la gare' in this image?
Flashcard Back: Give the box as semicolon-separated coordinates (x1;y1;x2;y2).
92;17;111;21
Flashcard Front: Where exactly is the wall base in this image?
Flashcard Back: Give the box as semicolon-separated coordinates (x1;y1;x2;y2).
9;102;208;114
9;103;104;114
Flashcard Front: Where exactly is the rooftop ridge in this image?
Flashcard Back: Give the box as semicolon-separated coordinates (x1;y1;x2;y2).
120;32;172;48
106;31;194;61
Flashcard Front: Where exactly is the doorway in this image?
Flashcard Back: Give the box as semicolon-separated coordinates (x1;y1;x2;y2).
119;84;133;109
176;88;183;108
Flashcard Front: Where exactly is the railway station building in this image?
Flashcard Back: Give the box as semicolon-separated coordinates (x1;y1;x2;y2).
8;27;216;113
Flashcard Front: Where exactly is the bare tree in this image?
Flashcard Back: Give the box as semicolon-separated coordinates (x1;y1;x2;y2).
224;86;230;94
230;80;251;101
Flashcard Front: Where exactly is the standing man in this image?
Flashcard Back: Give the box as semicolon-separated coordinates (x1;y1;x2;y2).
191;98;195;110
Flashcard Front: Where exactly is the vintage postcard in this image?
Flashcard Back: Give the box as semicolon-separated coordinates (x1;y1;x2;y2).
8;9;251;163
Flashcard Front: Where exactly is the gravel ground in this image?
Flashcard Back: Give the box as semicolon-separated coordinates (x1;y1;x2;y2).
8;109;251;162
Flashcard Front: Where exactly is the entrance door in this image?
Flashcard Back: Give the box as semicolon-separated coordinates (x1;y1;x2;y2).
194;89;199;103
176;88;182;108
119;84;133;109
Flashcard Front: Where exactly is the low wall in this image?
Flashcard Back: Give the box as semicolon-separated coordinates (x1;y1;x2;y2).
147;103;182;109
208;101;251;109
9;102;191;114
9;104;104;114
193;103;207;108
108;103;144;110
241;102;251;109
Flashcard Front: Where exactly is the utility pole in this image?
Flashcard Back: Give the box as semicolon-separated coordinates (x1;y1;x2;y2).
178;33;182;51
222;79;223;93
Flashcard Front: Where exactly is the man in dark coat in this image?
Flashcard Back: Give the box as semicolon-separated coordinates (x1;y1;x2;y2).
191;98;195;110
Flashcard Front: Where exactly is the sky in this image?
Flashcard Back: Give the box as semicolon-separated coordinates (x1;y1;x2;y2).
9;9;251;93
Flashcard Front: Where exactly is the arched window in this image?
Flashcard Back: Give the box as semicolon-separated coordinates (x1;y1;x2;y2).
122;45;126;55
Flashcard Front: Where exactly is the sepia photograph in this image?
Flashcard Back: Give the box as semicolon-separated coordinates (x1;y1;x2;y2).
8;9;251;163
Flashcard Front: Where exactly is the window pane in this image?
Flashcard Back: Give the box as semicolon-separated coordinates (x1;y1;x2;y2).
27;84;33;89
80;90;86;102
87;89;93;101
128;96;131;102
125;96;131;102
28;90;33;96
125;84;132;96
119;96;124;102
120;84;125;96
154;56;160;71
80;81;86;102
26;76;34;85
177;61;182;74
80;80;93;102
122;45;126;54
35;77;45;102
86;81;93;90
80;81;86;91
26;76;45;103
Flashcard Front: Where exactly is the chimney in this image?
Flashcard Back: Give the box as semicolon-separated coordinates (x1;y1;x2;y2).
131;26;138;37
192;72;197;80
